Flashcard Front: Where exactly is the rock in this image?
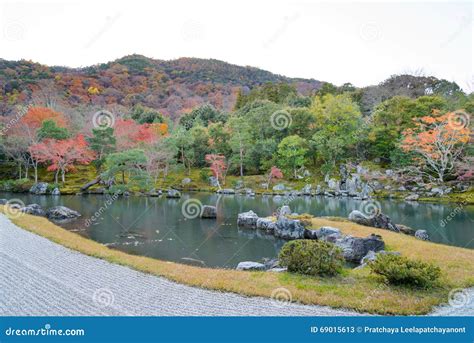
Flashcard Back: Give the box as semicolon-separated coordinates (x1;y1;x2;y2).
0;199;7;205
20;204;45;216
302;184;312;195
359;250;401;266
415;230;430;241
263;258;280;269
327;179;339;190
335;234;385;263
217;188;235;194
236;261;266;271
261;183;269;189
315;185;323;195
404;194;419;201
201;205;217;219
398;186;407;191
267;267;287;273
256;218;276;232
237;210;259;229
46;206;81;221
235;180;244;189
181;178;192;185
147;189;162;197
29;182;48;195
348;210;399;232
274;216;305;239
209;176;219;187
166;189;181;198
51;188;60;195
123;191;130;197
431;187;444;196
303;170;311;177
314;226;342;240
385;169;394;177
272;183;285;191
395;224;416;236
279;205;292;217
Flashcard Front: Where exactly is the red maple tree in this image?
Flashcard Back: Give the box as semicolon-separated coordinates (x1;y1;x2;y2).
29;134;95;183
205;154;227;190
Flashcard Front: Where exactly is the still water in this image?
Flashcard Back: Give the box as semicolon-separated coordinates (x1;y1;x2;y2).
2;192;473;268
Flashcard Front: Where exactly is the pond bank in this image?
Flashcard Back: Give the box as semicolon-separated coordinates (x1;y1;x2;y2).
1;207;473;315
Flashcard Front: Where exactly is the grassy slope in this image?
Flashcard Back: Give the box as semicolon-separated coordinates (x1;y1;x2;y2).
1;207;473;315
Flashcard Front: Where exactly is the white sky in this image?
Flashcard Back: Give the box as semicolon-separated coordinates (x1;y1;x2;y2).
0;0;472;90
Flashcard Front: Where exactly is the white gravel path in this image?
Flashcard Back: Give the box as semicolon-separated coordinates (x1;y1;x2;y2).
0;214;472;316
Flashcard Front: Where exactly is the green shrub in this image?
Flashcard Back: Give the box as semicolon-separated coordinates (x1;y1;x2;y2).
10;179;34;192
199;168;211;182
278;240;344;276
369;254;441;288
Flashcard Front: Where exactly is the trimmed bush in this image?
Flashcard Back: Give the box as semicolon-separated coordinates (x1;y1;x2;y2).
369;254;441;288
278;240;344;276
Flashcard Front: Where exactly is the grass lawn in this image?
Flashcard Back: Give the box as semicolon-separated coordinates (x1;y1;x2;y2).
1;206;473;315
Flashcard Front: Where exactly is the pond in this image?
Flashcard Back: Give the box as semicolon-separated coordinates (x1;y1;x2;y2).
2;191;473;268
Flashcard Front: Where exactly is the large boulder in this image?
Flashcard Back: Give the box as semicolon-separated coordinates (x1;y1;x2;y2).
272;183;285;191
395;224;416;236
237;210;259;229
415;230;430;241
201;205;217;219
46;206;81;221
29;182;48;195
307;226;342;241
166;189;181;198
51;188;61;196
20;204;45;216
334;234;385;263
256;217;276;232
0;199;7;205
348;210;399;232
236;261;266;271
274;216;305;239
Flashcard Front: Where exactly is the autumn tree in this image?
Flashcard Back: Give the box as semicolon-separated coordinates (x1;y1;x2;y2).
266;166;283;189
205;154;227;190
29;134;95;183
400;111;470;182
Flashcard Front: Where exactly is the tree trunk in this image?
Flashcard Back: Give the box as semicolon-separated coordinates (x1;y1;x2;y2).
81;176;102;191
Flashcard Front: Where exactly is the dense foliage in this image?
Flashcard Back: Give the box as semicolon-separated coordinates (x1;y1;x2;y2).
278;240;344;276
369;254;441;288
0;56;472;189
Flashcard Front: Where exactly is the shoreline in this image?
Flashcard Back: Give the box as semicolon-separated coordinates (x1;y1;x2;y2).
1;206;473;315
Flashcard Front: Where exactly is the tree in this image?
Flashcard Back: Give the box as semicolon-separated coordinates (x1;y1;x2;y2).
131;104;164;124
266;166;283;189
102;149;149;187
114;119;159;151
29;134;95;183
37;119;70;140
310;94;363;175
87;126;116;169
227;116;251;177
21;106;67;129
205;154;227;190
277;135;308;179
144;138;177;184
170;126;195;174
400;111;470;182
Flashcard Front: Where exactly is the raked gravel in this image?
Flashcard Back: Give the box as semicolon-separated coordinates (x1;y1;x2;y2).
0;214;472;316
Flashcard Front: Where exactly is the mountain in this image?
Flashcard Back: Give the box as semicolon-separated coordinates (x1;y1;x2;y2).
0;55;322;119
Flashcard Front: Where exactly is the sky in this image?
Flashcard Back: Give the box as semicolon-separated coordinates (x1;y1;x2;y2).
0;0;472;90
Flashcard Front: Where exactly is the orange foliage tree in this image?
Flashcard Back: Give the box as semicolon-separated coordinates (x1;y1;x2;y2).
29;134;95;183
400;111;470;182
